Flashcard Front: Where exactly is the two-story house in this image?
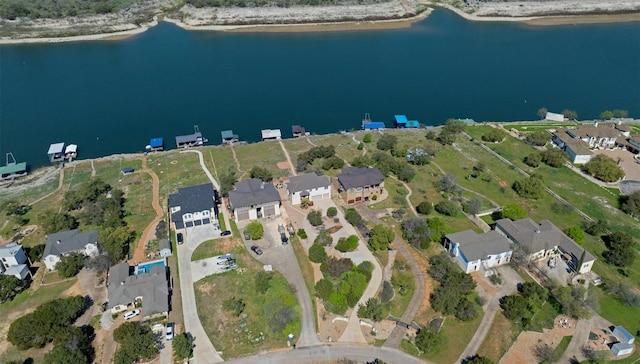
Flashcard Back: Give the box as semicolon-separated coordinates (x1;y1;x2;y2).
0;243;32;280
228;179;281;222
336;167;385;205
42;229;99;270
444;230;512;274
169;183;220;231
287;173;331;205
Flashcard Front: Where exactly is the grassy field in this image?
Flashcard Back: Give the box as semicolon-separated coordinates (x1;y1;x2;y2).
476;313;519;362
527;299;561;333
231;141;289;179
421;314;483;363
552;335;572;362
387;253;413;317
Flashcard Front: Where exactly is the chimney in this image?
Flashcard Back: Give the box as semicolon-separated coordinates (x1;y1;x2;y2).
56;240;61;244
594;121;599;127
260;183;264;189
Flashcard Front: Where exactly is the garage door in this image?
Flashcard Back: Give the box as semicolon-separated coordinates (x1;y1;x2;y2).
263;205;276;217
321;193;330;199
236;210;250;221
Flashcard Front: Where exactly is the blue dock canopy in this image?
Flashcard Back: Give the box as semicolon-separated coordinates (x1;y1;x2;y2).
364;122;386;130
395;115;419;128
395;115;408;125
150;138;164;148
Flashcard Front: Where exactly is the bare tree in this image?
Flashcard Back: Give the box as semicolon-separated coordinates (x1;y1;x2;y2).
533;341;554;363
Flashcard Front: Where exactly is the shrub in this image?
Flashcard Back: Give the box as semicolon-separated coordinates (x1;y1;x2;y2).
344;208;363;226
255;271;273;294
307;210;323;226
335;235;359;252
376;134;397;151
327;207;338;217
172;333;194;361
297;228;307;239
249;166;273;182
481;128;506;142
565;226;585;244
363;133;372;143
526;131;550;146
416;201;433;215
512;174;544;199
495;204;527;221
314;231;333;246
583;154;624;182
368;224;394;251
435;200;460;216
540;149;566;168
222;297;245;316
523;153;541;168
322;156;345;170
308;244;328;263
245;221;264;240
357;143;364;150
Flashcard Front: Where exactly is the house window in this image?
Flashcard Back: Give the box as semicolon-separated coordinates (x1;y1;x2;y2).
356;187;362;192
170;206;180;213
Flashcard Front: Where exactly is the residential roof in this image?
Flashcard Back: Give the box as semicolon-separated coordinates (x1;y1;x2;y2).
445;230;512;261
65;144;78;153
615;123;632;132
150;138;163;148
43;229;98;258
292;125;305;134
159;239;171;251
287;173;331;194
611;342;633;352
0;242;24;258
553;130;592;155
496;218;595;262
0;162;27;175
176;132;202;144
337;167;385;190
228;179;281;210
47;143;65;154
169;184;217;226
107;263;170;316
613;326;634;342
568;124;621;139
261;129;281;139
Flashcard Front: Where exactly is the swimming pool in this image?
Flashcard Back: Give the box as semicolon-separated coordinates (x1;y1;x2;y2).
136;258;166;275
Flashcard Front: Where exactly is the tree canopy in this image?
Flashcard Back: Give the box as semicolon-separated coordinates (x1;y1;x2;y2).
0;275;27;304
402;217;432;249
113;322;159;364
512;174;544;199
56;252;85;278
526;131;550;146
172;333;194;361
583;154;624;182
368;224;394;250
621;190;640;217
249;166;273;182
603;232;636;267
245;221;264;240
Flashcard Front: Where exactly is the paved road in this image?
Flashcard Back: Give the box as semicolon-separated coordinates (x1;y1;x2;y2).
223;343;432;364
455;266;522;363
177;224;224;363
245;218;320;347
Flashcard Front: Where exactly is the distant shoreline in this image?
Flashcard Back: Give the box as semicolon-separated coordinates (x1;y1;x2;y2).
0;5;638;44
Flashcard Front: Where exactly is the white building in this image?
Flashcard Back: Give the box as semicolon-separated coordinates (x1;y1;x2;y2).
42;229;99;270
261;129;282;141
287;173;331;205
545;112;566;122
444;230;513;274
0;243;32;280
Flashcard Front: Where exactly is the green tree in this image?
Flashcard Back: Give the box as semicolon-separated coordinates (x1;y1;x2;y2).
314;231;333;246
540;148;566;168
565;226;585;244
612;109;628;118
322;156;345;170
326;207;338;217
0;275;26;304
47;325;94;364
56;252;85;278
335;235;359;252
245;221;264;239
621;190;640;217
113;322;158;364
526;131;550;146
583;154;624;182
437;130;456;145
523;153;541;168
307;210;323;226
512;174;544;199
443;119;465;134
497;204;528;221
39;212;78;234
172;333;194;361
500;294;532;322
415;327;441;353
600;110;614;120
603;232;636;267
537;107;548;120
402;217;431;249
351;155;372;168
427;217;447;243
357;298;389;322
376;134;397;151
368;224;394;250
308;243;328;263
255;271;273;294
344;208;363;226
396;166;416;182
436;173;459;194
98;225;132;263
562;109;578;120
482;128;506;142
467;355;495;364
315;278;334;300
363;133;372;143
416;201;433;215
249;166;273;182
435;200;460;216
44;345;87;364
219;169;237;197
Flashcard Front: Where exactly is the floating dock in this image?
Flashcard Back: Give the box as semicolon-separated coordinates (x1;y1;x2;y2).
221;130;239;145
146;138;164;152
394;115;419;128
292;125;307;138
47;142;78;163
176;125;207;148
0;153;27;180
361;113;385;130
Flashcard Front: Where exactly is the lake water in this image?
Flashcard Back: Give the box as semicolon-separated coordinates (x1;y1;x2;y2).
1;8;639;168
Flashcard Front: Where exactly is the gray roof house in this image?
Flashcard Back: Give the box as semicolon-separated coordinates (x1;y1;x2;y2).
228;179;281;222
496;218;595;274
43;229;99;270
336;167;385;204
287;173;331;205
444;230;513;274
169;184;220;230
107;261;170;318
0;242;32;280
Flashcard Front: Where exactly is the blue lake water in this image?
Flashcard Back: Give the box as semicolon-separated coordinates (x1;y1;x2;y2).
1;8;639;167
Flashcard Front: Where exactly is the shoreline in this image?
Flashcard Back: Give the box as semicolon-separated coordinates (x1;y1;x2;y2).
0;4;638;44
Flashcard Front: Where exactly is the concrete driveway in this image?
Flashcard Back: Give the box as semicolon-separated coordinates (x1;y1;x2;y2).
242;216;321;347
176;223;224;363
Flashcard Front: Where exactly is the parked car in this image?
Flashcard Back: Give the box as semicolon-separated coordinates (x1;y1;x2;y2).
166;322;174;340
220;230;232;236
251;246;263;255
177;233;183;245
280;232;289;244
123;309;140;320
243;231;251;240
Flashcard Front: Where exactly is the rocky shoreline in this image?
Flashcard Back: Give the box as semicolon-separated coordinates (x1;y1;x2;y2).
0;0;638;43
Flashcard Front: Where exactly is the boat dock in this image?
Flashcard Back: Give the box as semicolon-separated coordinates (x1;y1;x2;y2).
146;138;164;152
47;142;78;163
176;125;207;148
0;153;28;180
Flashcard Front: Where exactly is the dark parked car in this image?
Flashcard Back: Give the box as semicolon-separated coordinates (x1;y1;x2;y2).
243;231;251;240
280;232;289;244
250;245;263;255
220;230;232;236
177;233;184;245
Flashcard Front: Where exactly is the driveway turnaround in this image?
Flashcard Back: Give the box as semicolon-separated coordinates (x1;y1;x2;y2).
177;224;224;363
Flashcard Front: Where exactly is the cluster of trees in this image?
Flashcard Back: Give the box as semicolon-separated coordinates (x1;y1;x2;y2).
525;131;550;147
56;252;85;278
357;297;389;322
219;168;238;197
552;285;596;319
481;128;507;143
512;174;545;199
402;217;435;249
499;282;548;327
307;209;323;226
368;224;394;250
0;0;131;20
599;109;628;119
621;190;640;217
315;260;373;314
583;155;624;182
113;322;159;364
602;232;636;267
296;145;340;172
428;254;479;321
43;325;95;364
249;166;273;182
245;221;264;239
8;296;87;350
1;200;31;229
436;119;466;145
335;235;359;252
539;149;566;168
351;151;416;182
0;275;28;304
435;200;460;216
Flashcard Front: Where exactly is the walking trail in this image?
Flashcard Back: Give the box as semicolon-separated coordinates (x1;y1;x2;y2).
278;139;297;176
131;157;163;263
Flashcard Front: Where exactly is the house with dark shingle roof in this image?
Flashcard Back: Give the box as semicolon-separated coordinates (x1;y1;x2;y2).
169;184;220;231
336;167;385;205
444;230;513;273
496;218;595;274
107;261;171;318
287;173;331;205
228;179;281;222
42;229;99;270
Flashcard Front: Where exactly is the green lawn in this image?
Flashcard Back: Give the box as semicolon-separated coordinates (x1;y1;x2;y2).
596;288;640;340
191;239;228;261
387;254;414;318
232;141;288;178
421;314;483;363
476;313;519;363
527;299;561;333
552;335;572;362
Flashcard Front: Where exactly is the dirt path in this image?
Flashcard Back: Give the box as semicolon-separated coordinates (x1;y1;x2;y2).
28;167;64;206
131;157;163;263
230;145;247;178
278;139;297;176
390;175;417;216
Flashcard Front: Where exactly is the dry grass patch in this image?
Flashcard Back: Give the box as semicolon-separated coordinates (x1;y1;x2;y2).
476;311;518;362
